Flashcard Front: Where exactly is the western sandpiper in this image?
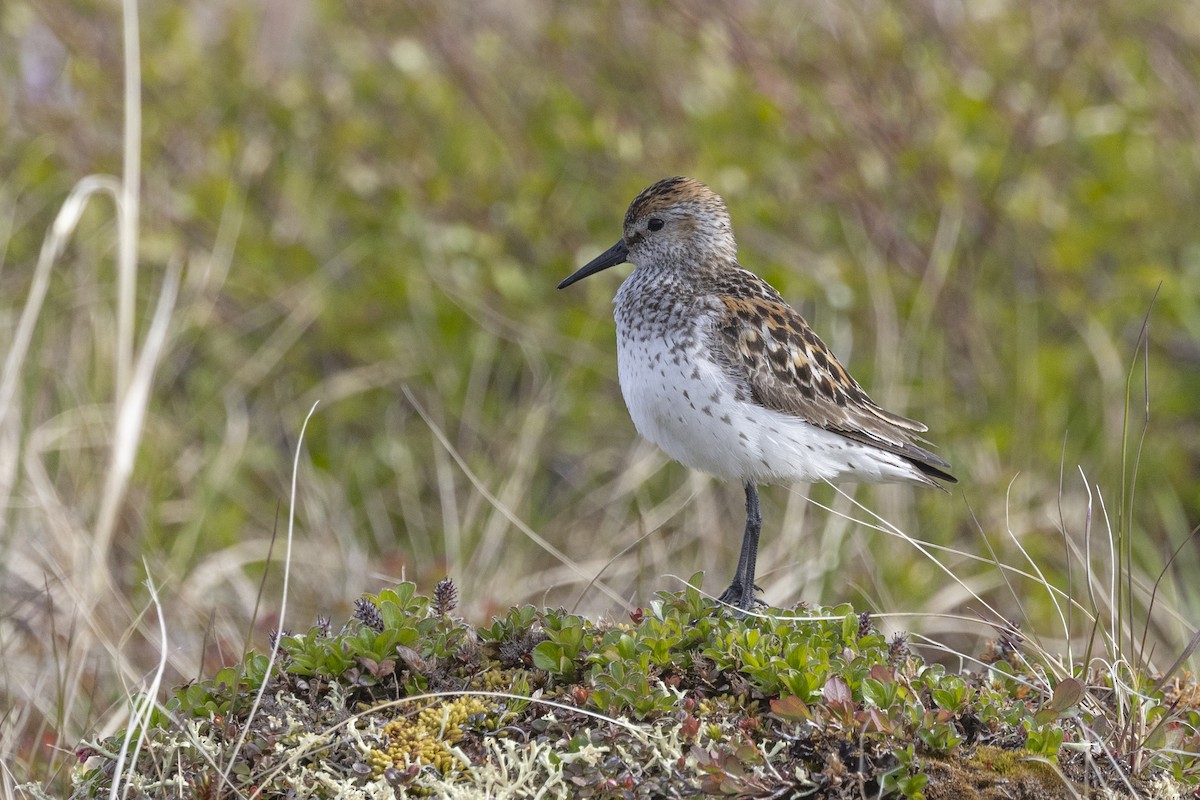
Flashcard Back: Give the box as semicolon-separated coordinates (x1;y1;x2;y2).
559;177;955;611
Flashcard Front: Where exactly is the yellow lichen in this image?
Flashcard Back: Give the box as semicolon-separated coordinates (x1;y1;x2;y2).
468;667;530;694
369;696;492;778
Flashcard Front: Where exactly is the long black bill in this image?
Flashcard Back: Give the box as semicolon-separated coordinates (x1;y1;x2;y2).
557;240;629;289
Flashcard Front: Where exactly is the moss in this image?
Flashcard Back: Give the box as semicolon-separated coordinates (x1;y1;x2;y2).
470;667;531;694
62;583;1195;798
924;746;1077;800
369;695;493;777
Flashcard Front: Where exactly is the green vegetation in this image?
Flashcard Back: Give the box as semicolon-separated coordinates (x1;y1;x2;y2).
64;581;1199;797
3;1;1200;795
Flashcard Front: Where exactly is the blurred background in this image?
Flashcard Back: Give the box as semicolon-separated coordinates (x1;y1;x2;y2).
3;0;1200;787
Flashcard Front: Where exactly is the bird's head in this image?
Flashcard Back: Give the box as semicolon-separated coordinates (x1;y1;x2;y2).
558;177;737;289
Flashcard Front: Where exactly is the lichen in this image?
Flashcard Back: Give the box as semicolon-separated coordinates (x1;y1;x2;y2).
368;696;493;777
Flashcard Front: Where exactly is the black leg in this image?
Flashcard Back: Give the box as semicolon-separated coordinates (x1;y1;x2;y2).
718;482;762;612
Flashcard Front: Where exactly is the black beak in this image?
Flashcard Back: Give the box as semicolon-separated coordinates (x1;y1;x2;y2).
557;240;629;289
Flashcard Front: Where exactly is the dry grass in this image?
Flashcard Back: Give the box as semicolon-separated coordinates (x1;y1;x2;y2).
3;1;1199;795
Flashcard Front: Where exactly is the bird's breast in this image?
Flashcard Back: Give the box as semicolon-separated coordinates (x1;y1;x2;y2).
612;295;760;480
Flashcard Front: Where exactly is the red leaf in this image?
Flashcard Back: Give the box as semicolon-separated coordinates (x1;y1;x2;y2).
770;694;811;722
824;675;852;705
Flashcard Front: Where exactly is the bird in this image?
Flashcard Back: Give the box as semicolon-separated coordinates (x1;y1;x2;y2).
558;176;955;612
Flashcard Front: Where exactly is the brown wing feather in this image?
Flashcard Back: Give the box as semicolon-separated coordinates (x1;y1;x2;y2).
711;269;955;484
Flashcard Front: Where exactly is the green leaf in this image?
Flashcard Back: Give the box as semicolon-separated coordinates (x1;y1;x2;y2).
1032;708;1058;727
862;677;890;708
1048;677;1084;713
532;641;565;674
841;613;859;644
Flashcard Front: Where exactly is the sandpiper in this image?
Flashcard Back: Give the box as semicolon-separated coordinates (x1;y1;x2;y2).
558;177;955;611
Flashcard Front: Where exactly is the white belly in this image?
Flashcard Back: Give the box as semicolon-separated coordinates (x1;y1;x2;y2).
615;329;923;486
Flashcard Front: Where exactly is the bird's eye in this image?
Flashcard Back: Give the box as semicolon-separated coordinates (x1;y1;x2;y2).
647;218;665;232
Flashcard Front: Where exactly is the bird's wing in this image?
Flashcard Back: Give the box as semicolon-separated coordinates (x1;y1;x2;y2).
711;272;955;484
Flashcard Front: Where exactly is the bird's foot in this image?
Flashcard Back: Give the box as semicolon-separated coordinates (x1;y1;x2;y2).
717;581;764;615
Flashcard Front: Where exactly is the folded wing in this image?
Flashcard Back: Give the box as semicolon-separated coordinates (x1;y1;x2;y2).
712;272;956;486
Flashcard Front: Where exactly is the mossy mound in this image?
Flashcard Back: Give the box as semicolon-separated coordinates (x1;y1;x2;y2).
60;580;1195;798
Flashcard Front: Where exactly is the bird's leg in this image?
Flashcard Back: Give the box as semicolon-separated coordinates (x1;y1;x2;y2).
718;482;762;611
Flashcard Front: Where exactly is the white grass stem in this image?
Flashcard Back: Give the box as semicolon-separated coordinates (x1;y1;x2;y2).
401;385;630;609
221;400;319;788
0;176;122;457
1097;486;1119;662
820;483;1010;625
117;0;142;397
1002;476;1070;654
92;262;180;596
111;567;167;800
